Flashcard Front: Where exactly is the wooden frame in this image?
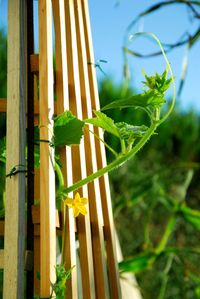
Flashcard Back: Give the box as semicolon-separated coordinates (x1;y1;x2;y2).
3;0;26;298
1;0;142;298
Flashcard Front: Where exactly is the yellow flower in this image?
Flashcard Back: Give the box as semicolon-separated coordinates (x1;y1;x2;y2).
64;192;88;218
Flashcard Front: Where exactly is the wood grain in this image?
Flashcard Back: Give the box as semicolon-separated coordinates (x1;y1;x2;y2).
52;1;78;297
3;0;26;298
38;0;56;296
81;0;122;297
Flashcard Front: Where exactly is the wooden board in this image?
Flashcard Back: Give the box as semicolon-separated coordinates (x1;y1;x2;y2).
52;1;78;297
38;0;56;296
0;250;4;269
64;1;101;297
73;1;113;298
31;205;61;228
81;0;122;297
3;0;26;298
0;249;34;271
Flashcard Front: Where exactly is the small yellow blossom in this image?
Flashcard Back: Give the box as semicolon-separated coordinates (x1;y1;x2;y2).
64;192;88;218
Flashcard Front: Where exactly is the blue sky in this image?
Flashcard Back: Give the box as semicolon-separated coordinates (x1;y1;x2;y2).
88;0;200;111
0;0;200;111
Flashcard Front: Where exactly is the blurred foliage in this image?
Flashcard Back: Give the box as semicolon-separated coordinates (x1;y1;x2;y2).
0;29;7;98
0;29;6;139
99;78;200;299
0;29;6;224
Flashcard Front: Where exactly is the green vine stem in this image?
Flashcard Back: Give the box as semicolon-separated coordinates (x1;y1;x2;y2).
156;254;174;299
62;122;157;194
155;216;176;255
85;126;118;157
60;32;176;196
55;161;64;188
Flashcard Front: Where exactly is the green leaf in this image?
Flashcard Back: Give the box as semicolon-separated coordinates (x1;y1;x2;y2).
36;271;40;281
119;252;156;273
179;206;200;230
116;122;148;140
34;145;40;168
85;111;120;137
143;69;172;94
0;137;6;161
54;111;84;147
54;264;74;299
101;93;151;111
101;70;171;113
101;91;165;112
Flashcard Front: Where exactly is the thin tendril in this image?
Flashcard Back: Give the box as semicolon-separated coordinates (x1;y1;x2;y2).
85;125;118;157
129;32;176;124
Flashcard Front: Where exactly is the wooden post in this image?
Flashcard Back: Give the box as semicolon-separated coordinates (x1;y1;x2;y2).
38;0;56;296
3;0;26;298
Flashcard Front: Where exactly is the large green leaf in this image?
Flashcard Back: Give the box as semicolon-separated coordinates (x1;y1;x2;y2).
101;70;171;113
119;252;156;273
101;91;165;112
54;111;84;147
85;111;120;137
101;93;150;111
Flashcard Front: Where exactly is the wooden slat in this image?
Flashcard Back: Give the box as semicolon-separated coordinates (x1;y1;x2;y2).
74;1;114;298
0;250;34;271
0;220;62;237
0;221;4;236
81;0;122;298
0;250;4;269
32;205;61;228
34;232;40;295
0;95;56;117
30;54;39;73
52;1;78;297
26;2;35;296
25;250;33;271
3;0;26;298
64;1;99;298
38;0;56;297
34;168;40;200
33;165;40;293
0;99;6;112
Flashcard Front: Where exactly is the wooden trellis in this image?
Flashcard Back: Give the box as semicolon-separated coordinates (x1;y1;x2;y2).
0;0;142;298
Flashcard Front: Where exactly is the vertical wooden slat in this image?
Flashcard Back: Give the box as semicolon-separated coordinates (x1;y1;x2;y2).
26;0;35;297
81;0;122;298
38;0;56;296
64;1;96;298
33;231;40;296
74;1;111;298
33;168;40;294
3;0;26;298
52;1;78;297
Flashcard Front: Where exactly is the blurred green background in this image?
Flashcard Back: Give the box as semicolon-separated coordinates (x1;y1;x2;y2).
99;79;200;299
